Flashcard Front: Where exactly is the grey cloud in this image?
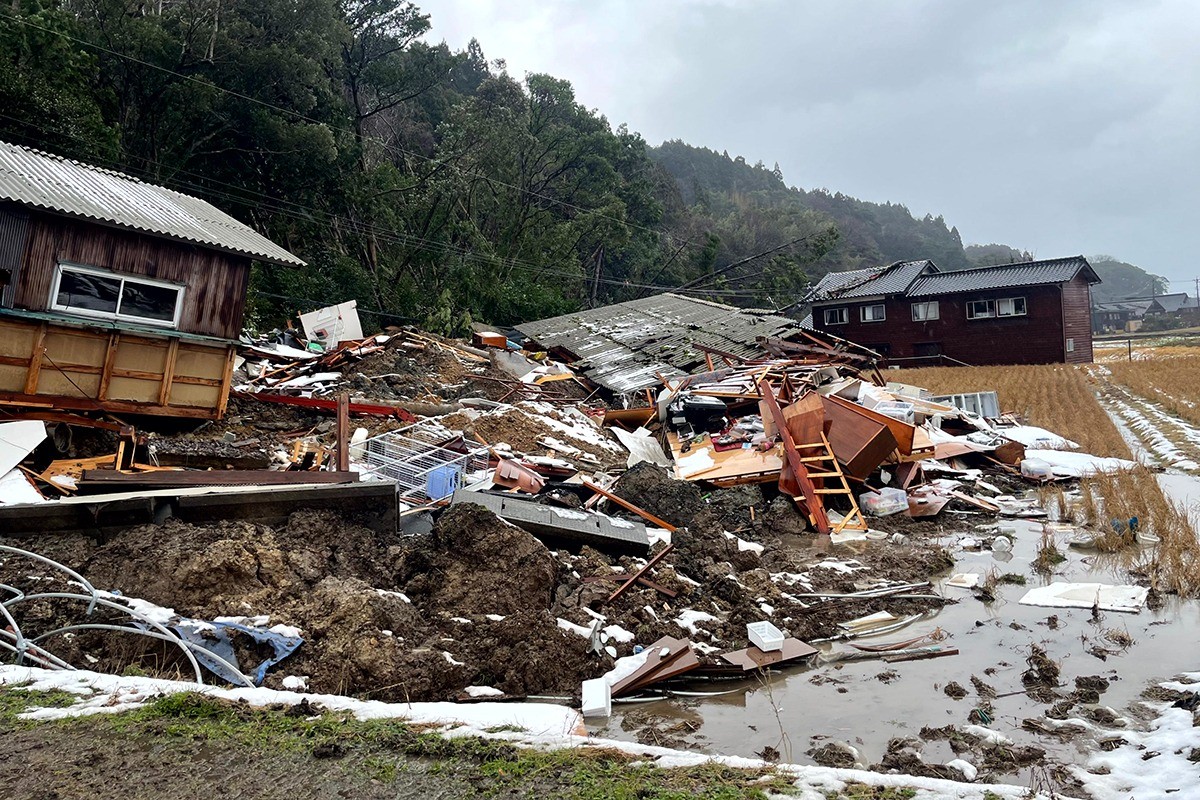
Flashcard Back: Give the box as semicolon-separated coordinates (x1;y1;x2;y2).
430;0;1200;281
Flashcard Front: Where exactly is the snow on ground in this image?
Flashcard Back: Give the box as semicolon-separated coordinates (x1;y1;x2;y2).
673;609;718;635
0;665;1046;800
1102;394;1199;470
1075;671;1200;800
518;402;624;452
998;425;1079;450
1022;449;1138;478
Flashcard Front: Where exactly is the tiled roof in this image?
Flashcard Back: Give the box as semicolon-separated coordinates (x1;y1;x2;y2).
515;293;810;393
907;256;1098;297
0;140;304;267
807;260;935;301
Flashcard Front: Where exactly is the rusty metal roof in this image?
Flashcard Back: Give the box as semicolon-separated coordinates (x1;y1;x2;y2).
515;293;810;393
0;140;304;267
907;256;1098;297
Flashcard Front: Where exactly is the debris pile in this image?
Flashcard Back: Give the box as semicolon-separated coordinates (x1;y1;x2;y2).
0;295;1170;793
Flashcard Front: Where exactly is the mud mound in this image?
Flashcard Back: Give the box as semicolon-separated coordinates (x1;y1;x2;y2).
403;504;559;616
449;611;600;696
612;462;709;528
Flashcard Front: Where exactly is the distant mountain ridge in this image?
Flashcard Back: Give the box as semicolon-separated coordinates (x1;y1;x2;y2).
648;140;1164;302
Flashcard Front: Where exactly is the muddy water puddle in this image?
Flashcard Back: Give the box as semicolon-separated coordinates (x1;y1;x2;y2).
587;510;1200;784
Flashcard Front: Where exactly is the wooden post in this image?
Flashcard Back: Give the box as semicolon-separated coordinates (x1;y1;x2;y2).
158;338;180;406
98;332;120;401
335;391;350;470
23;322;47;395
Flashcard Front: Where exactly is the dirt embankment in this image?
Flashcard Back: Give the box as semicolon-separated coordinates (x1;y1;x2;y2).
3;465;953;701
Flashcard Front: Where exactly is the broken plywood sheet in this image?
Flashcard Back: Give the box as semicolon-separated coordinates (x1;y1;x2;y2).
1019;582;1148;613
451;488;650;555
667;432;783;485
720;637;818;672
610;636;697;696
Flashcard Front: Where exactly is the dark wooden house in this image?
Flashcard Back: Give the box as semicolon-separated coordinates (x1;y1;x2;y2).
0;140;304;419
805;256;1101;366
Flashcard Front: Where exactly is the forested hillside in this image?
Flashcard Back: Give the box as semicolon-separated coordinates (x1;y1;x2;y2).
0;0;1167;331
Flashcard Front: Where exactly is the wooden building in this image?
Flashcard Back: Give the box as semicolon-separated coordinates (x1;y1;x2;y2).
0;140;304;419
805;256;1101;366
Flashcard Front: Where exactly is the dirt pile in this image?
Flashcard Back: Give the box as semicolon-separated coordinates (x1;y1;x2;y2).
1;508;599;702
400;504;559;616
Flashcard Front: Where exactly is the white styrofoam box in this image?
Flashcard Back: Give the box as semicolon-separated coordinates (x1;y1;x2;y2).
747;620;784;652
874;400;915;424
581;677;611;718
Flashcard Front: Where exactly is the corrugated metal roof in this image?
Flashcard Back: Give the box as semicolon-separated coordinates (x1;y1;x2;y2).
807;260;935;301
907;256;1096;297
0;140;304;267
515;293;810;393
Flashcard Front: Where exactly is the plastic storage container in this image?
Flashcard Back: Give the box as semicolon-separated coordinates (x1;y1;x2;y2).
747;621;784;652
426;464;463;499
858;487;909;517
1020;458;1053;480
874;400;916;424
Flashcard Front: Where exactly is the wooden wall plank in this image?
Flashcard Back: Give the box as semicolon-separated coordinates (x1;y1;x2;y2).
14;212;251;339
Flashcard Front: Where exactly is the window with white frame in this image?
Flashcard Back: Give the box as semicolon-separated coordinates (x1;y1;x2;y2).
824;307;848;325
967;296;1026;320
1066;338;1075;353
997;297;1027;317
911;301;939;321
51;264;184;327
861;304;886;322
967;299;995;319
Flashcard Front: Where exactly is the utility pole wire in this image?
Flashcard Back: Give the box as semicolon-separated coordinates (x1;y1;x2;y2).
673;232;823;292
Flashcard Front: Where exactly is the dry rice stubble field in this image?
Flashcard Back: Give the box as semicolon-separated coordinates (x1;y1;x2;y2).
893;362;1200;597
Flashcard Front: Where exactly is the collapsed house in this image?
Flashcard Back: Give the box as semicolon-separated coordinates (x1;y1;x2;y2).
0;140;304;419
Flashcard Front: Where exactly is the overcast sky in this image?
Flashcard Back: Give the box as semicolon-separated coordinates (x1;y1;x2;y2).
426;1;1198;285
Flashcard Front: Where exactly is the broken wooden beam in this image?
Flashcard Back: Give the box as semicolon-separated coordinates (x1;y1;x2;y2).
581;479;677;532
232;391;418;421
607;543;675;604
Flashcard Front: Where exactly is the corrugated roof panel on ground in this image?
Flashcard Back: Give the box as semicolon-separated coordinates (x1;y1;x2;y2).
0;140;304;267
516;293;809;393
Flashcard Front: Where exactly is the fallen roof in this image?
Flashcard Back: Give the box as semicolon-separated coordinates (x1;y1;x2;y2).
514;293;811;393
806;260;935;302
0;140;305;267
907;256;1098;297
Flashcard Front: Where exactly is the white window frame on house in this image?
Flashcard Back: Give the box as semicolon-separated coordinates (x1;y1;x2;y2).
967;296;1026;320
860;303;886;323
997;296;1027;317
49;262;185;329
1066;338;1075;353
824;307;848;325
911;301;939;321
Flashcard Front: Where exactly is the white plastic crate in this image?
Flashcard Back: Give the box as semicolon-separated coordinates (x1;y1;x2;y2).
747;620;784;652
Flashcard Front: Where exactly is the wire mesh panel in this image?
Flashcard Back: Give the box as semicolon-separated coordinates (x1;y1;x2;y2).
359;421;490;502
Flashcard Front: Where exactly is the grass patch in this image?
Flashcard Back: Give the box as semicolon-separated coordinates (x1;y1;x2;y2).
0;687;80;725
997;573;1027;585
825;783;917;799
28;691;798;798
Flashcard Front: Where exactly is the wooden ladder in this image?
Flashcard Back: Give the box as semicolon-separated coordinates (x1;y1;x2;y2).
794;432;868;533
